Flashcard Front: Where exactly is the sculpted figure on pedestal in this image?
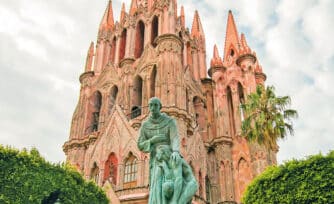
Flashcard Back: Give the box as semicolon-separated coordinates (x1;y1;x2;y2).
138;97;198;204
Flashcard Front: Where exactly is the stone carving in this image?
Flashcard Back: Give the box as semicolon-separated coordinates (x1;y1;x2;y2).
154;0;170;10
137;97;198;204
158;40;182;54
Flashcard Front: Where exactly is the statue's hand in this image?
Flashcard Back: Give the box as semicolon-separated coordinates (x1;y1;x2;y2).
171;151;181;167
150;135;166;144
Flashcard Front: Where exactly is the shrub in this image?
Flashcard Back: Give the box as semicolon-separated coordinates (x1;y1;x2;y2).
0;145;109;204
242;151;334;204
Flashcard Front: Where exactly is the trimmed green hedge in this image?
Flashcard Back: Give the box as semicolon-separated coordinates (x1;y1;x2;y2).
242;151;334;204
0;145;109;204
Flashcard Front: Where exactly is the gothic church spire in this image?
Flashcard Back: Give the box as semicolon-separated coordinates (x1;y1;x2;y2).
211;44;223;68
191;10;205;38
120;3;126;23
99;0;115;31
223;10;240;61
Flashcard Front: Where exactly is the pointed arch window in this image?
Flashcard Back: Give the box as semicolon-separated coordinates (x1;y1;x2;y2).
187;42;193;67
119;29;127;61
131;106;141;119
151;16;159;47
109;85;118;113
150;66;157;98
193;96;202;126
230;49;235;57
193;96;205;131
123;153;138;188
135;20;145;58
110;37;117;62
227;86;236;136
86;91;102;134
238;82;245;121
131;75;143;119
104;153;118;185
179;31;184;65
237;158;252;197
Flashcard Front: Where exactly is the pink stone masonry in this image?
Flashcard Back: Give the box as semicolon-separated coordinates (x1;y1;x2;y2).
63;1;275;203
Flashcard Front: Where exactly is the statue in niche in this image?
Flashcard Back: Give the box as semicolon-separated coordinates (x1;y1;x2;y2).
138;97;198;204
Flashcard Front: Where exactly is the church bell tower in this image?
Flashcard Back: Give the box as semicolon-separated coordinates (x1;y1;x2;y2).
63;1;276;203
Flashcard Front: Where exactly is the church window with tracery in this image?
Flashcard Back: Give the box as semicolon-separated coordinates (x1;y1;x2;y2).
119;29;127;61
135;20;145;58
151;16;159;47
123;153;138;188
104;153;118;185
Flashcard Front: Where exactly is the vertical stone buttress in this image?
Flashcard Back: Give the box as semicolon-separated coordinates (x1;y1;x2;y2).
208;44;235;203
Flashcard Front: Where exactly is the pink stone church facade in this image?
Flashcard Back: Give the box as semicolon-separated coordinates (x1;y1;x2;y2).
63;0;276;203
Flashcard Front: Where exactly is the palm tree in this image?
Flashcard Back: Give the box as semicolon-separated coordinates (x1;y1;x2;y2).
240;85;298;150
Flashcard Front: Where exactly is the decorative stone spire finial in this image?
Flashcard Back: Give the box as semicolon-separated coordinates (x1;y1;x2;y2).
191;10;205;38
120;3;126;23
210;44;223;68
99;0;114;31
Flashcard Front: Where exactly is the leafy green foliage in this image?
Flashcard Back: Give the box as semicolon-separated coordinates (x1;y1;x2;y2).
0;145;109;204
241;85;298;149
242;151;334;204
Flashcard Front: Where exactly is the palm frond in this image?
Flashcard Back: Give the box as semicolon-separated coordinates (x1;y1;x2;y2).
241;85;298;150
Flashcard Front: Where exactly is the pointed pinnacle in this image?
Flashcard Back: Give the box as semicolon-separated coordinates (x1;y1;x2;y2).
191;10;205;38
180;6;185;27
211;44;223;67
85;41;95;72
223;10;240;59
120;2;126;23
148;0;154;11
130;0;137;15
99;0;114;30
240;33;248;47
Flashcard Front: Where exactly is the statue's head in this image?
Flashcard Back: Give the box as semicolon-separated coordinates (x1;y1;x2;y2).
148;97;162;115
156;145;171;162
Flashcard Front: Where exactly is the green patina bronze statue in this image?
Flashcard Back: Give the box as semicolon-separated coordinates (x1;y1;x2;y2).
138;97;198;204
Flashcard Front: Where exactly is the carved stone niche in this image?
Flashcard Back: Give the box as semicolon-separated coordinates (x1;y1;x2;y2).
153;0;170;10
155;34;183;54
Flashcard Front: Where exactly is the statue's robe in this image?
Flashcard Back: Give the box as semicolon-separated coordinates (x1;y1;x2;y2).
137;113;180;204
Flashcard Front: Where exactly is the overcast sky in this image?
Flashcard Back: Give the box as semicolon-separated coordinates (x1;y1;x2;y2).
0;0;333;164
